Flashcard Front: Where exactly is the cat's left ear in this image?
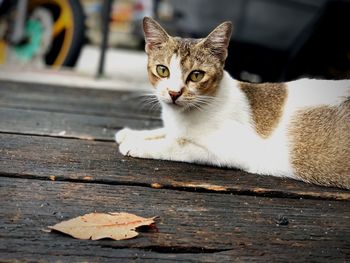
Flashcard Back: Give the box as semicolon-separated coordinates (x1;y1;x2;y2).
202;21;233;61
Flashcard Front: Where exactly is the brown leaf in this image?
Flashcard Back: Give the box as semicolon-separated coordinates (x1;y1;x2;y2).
48;212;157;240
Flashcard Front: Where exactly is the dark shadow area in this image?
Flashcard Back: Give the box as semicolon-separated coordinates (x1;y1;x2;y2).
146;0;350;82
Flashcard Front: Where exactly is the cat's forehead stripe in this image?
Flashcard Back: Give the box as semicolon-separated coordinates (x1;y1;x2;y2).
168;54;183;87
169;54;180;69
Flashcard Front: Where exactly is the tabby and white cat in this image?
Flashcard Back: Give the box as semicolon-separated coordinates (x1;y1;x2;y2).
116;17;350;189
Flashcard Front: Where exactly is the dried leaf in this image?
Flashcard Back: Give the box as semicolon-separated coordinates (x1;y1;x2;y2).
48;212;157;240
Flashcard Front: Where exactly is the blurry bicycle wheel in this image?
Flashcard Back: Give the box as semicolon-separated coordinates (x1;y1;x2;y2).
0;0;85;67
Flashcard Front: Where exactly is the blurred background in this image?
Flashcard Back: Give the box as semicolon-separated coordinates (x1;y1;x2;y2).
0;0;349;89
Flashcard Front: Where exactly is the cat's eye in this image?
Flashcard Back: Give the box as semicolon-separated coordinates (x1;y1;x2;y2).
188;70;205;82
156;65;170;78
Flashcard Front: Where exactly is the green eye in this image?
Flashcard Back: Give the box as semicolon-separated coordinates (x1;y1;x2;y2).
156;65;170;78
189;70;204;82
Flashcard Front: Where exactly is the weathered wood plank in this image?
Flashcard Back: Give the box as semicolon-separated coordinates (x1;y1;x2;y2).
0;133;349;201
0;80;160;119
0;107;161;141
1;177;349;262
0;79;161;141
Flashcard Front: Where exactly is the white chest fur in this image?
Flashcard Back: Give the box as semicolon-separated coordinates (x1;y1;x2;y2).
161;72;294;177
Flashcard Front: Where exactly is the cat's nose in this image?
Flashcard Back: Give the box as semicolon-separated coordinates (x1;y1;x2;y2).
168;88;184;103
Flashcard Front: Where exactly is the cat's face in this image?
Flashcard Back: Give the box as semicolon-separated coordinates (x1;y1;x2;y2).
143;17;232;111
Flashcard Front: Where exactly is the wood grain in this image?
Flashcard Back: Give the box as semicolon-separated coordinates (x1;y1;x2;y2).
1;177;349;261
0;133;349;201
1;80;349;262
0;107;161;141
0;80;160;119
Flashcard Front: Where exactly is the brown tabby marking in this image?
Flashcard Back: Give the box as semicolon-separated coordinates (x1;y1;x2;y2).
176;37;224;96
146;38;178;86
289;98;350;189
239;82;288;138
143;17;231;97
146;37;224;96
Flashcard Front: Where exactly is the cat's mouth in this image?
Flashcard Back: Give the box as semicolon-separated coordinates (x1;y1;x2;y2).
162;98;186;109
168;101;183;107
158;93;197;111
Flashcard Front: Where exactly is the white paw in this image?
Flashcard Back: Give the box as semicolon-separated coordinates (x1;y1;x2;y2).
118;139;151;158
116;128;166;159
115;128;132;144
116;128;149;158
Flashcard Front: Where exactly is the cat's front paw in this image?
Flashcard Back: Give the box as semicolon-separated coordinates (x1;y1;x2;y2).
116;128;166;159
116;128;149;158
115;128;132;144
118;139;151;158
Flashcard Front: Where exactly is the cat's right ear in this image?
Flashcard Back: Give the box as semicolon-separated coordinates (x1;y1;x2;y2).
143;17;170;53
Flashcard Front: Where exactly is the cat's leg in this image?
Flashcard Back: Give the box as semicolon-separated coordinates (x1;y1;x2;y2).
118;136;213;164
115;127;166;144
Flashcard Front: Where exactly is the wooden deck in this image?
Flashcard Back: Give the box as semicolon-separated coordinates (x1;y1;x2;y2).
0;80;349;262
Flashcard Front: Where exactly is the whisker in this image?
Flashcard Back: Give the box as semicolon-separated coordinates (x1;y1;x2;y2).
187;101;205;112
134;92;161;111
181;94;226;113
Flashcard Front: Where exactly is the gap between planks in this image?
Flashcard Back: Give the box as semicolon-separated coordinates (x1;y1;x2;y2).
1;131;349;202
0;131;349;202
0;130;114;143
1;176;349;261
1;172;349;202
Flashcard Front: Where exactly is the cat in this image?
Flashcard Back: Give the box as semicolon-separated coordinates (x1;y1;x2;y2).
116;17;350;189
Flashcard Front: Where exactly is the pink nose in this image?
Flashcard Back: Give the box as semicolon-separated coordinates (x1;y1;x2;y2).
168;88;184;103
